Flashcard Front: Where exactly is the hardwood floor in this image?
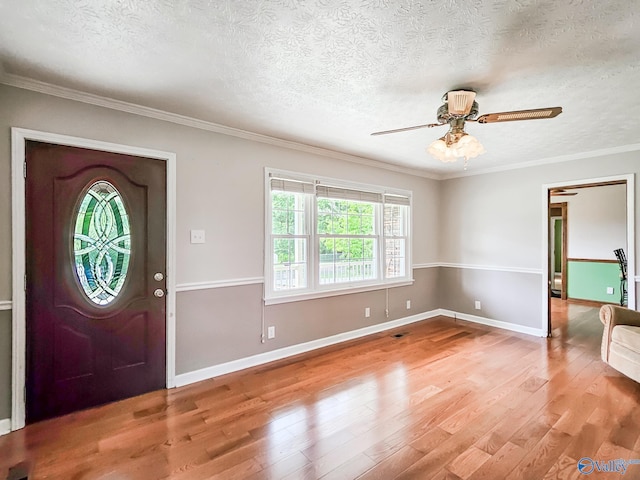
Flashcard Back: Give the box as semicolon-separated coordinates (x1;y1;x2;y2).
2;304;640;479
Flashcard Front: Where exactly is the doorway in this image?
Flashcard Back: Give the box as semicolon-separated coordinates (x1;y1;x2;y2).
26;141;167;423
543;176;636;337
11;129;177;430
549;201;567;300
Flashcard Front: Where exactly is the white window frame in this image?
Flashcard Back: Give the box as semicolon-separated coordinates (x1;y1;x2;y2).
265;168;413;304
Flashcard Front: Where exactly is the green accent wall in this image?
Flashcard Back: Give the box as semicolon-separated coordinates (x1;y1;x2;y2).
567;261;621;303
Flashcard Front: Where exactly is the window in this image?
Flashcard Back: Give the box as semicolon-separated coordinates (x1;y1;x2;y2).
73;181;131;305
266;170;412;302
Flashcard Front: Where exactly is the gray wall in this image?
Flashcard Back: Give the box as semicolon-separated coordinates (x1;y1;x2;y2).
0;310;10;420
0;84;439;420
1;81;638;423
563;183;626;259
176;267;439;374
438;267;543;329
440;151;640;331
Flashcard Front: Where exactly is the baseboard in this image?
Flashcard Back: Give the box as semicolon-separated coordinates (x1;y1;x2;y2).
175;310;441;387
0;418;10;436
566;298;614;308
438;309;546;337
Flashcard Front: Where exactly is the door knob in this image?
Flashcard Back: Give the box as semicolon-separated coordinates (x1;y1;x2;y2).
154;272;164;281
153;288;165;298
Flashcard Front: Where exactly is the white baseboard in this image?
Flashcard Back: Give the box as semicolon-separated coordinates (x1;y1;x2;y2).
437;309;546;337
174;308;545;388
0;418;10;436
175;310;441;387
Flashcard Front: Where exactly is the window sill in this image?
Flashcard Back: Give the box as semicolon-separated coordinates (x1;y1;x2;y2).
264;279;415;306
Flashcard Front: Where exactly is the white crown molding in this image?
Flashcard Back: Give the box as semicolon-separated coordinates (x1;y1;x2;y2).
0;301;12;311
175;310;440;387
440;143;640;180
0;73;439;180
439;263;543;275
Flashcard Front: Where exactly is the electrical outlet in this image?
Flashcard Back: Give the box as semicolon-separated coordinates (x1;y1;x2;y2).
267;326;275;339
606;287;615;295
406;300;411;310
474;300;481;310
365;307;370;318
190;229;206;244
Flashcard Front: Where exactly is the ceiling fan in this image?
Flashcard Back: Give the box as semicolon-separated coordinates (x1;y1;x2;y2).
371;90;562;167
550;188;578;196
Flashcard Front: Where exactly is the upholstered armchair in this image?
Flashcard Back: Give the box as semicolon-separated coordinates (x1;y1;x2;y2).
600;304;640;383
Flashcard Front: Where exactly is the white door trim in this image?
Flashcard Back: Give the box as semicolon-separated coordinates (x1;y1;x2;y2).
11;128;177;431
541;174;636;336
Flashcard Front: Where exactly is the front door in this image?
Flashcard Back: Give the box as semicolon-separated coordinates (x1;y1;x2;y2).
25;141;167;423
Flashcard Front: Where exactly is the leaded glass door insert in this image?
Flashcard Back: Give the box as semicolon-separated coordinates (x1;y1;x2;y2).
74;181;131;305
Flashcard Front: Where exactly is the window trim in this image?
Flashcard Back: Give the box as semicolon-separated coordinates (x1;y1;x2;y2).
264;168;413;303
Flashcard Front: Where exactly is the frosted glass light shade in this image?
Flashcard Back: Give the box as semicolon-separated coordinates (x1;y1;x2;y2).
427;133;485;163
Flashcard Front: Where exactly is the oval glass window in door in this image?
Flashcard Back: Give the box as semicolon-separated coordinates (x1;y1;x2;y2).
73;181;131;305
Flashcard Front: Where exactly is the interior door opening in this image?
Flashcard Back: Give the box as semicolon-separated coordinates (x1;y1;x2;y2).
546;179;633;338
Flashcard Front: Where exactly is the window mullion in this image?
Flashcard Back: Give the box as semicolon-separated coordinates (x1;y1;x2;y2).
378;203;384;282
309;191;317;291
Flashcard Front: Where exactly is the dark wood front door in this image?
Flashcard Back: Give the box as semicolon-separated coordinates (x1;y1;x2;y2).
25;141;167;423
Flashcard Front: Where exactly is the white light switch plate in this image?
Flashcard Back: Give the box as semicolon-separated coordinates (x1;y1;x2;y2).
190;229;206;244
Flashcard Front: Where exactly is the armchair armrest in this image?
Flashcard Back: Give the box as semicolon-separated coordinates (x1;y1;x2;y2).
600;305;640;362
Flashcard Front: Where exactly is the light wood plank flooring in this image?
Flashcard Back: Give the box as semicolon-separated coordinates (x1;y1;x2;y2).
2;302;640;479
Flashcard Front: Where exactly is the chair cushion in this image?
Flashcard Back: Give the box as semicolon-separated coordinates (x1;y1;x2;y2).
612;325;640;353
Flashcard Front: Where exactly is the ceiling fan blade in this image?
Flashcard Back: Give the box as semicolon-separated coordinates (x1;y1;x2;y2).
371;123;443;136
476;106;562;124
551;192;577;196
550;188;577;196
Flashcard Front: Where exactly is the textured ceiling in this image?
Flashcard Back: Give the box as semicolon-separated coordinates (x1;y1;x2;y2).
1;0;639;176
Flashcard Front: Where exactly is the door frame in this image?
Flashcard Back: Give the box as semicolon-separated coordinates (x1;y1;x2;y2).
541;174;636;336
549;202;568;300
11;128;177;431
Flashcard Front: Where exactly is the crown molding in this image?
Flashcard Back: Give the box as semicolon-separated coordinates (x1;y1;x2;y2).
440;143;640;180
1;73;440;180
5;73;638;182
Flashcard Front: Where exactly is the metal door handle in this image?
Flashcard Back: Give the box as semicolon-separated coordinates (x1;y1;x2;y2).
154;288;165;298
154;272;164;281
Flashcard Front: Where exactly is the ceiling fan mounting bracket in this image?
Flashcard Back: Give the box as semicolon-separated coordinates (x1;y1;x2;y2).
437;100;479;124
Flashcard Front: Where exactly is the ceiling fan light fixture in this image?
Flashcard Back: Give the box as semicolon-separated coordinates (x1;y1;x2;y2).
427;132;485;165
446;90;476;115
